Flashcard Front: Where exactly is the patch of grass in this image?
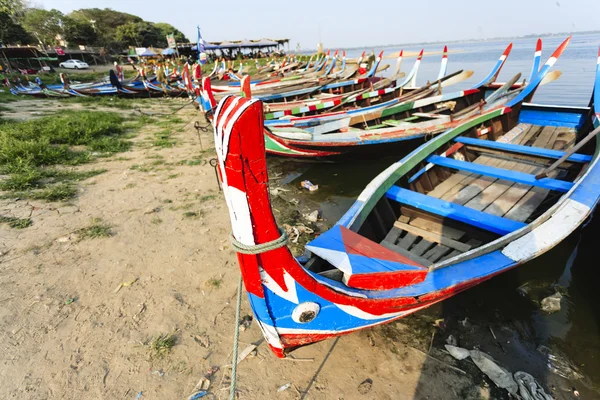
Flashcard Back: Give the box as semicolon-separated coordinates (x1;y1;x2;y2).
0;168;105;192
88;137;132;154
78;218;113;239
130;164;153;172
152;129;177;148
147;332;178;359
198;194;217;203
0;89;19;103
162;199;173;204
186;158;203;166
206;277;223;289
0;111;136;200
166;173;179;180
124;183;136;189
151;217;163;224
0;215;32;229
65;96;135;110
169;203;193;211
182;210;204;219
154;116;184;128
29;184;78;201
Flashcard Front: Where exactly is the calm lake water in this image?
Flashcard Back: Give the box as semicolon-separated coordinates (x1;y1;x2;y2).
279;34;600;397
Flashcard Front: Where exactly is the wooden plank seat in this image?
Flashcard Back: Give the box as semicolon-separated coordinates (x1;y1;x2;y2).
425;155;574;193
385;186;527;235
454;137;592;163
306;225;430;290
381;124;579;266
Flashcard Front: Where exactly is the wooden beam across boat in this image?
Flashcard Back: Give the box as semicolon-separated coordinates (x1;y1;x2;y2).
454;136;592;163
425;155;574;192
386;186;527;235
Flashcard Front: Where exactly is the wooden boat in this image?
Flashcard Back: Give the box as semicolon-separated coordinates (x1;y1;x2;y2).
211;37;600;358
209;51;389;103
263;40;556;158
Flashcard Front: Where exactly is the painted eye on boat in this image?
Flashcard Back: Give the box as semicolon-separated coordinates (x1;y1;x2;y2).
292;302;320;323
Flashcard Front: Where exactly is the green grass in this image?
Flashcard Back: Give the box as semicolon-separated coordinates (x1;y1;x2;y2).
0;89;19;103
0;215;33;229
152;129;177;148
65;96;137;110
206;277;223;289
78;218;113;239
0;111;135;200
182;210;204;219
198;194;216;203
29;184;78;201
147;332;178;359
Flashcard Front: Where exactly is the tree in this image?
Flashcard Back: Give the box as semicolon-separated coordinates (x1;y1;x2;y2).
153;22;188;45
0;0;25;16
62;16;95;46
20;8;64;46
0;10;33;45
115;21;167;48
68;8;142;48
115;22;141;47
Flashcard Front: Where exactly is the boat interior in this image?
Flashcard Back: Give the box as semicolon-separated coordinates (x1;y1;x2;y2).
306;104;596;286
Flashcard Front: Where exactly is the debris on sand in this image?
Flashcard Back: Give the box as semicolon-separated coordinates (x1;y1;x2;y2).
357;378;373;395
277;383;292;392
303;210;320;223
187;377;211;400
540;292;562;313
238;315;253;332
283;223;314;244
444;344;470;360
236;344;257;365
469;350;519;395
537;345;584;380
113;277;138;293
446;334;458;346
514;371;553;400
300;180;319;192
269;187;290;196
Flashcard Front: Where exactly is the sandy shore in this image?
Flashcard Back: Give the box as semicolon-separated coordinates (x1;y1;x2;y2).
0;98;592;399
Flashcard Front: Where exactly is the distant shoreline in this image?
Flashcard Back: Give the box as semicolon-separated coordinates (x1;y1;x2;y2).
301;30;600;53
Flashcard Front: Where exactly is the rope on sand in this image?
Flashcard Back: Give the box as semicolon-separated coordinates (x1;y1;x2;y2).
229;275;243;400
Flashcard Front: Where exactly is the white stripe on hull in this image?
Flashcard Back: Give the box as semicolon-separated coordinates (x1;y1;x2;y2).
502;198;590;262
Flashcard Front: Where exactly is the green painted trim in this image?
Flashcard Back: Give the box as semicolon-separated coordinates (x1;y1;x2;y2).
380;101;416;118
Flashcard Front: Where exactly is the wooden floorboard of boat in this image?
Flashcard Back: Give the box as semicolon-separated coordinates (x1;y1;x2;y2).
380;240;432;266
424;244;452;263
493;126;565;221
438;125;553;204
438;125;561;216
394;221;471;252
398;232;420;249
411;238;436;257
408;217;466;241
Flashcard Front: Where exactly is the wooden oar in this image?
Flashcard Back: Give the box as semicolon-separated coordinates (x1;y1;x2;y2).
536;125;600;179
540;70;562;85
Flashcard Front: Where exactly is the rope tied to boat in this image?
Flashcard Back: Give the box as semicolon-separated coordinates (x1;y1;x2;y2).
230;229;288;254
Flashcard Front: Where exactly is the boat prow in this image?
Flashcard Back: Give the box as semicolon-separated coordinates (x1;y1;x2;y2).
214;40;600;358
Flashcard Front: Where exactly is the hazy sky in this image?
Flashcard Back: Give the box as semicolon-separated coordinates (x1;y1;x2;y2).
39;0;600;48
